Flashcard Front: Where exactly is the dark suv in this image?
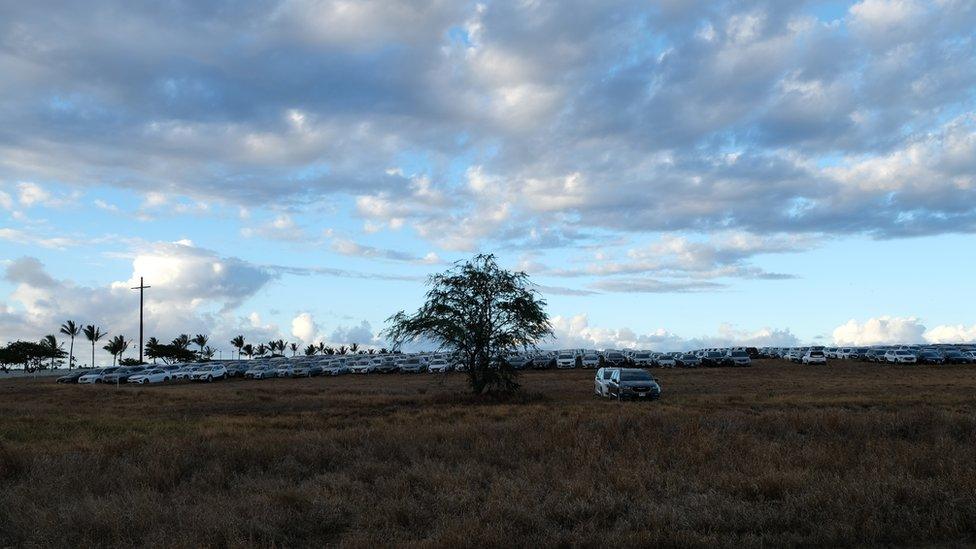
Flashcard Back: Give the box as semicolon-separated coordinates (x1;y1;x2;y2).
606;368;661;401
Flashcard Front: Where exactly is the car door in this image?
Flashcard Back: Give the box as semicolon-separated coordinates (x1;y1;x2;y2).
608;370;620;398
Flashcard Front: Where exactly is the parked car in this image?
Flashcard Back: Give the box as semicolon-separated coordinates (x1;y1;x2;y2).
801;350;827;365
655;355;677;368
724;350;752;367
700;351;726;367
630;352;655;367
593;367;617;397
372;356;398;373
56;370;89;383
428;358;452;373
505;354;532;370
128;368;171;384
602;352;630;367
102;366;147;384
580;353;601;369
321;361;349;376
916;351;945;365
349;359;374;374
605;368;662;401
942;350;974;364
172;365;198;380
291;363;313;377
677;354;700;367
555;351;578;369
397;356;425;373
275;363;295;378
190;364;228;381
78;367;115;384
884;350;916;364
244;364;276;379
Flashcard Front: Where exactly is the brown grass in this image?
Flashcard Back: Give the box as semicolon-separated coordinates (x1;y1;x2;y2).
2;360;976;547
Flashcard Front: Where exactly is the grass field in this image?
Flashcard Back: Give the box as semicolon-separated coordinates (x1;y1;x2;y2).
2;359;975;547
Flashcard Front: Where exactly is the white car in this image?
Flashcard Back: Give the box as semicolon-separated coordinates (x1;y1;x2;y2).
274;364;294;378
128;368;171;384
397;357;425;373
555;351;578;369
190;364;228;381
580;353;600;368
885;350;917;364
630;352;654;367
349;359;375;374
244;364;275;379
78;368;113;384
172;365;198;380
594;367;617;397
801;350;827;365
428;359;451;373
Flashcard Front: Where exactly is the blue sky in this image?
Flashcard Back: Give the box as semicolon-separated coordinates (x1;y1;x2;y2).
1;0;975;362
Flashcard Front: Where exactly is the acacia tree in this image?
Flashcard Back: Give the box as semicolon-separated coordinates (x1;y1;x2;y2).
385;254;552;395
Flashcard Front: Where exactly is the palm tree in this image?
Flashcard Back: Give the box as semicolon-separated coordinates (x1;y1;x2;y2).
316;342;325;355
275;339;286;356
303;344;317;356
231;335;245;360
145;337;160;364
201;346;216;360
192;334;209;357
289;342;298;356
242;344;254;360
59;320;81;369
83;325;107;368
103;335;129;367
255;343;268;357
338;345;348;355
40;334;64;369
350;342;359;354
172;334;190;350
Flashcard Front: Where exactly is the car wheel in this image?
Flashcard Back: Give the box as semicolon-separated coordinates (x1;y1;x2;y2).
206;375;213;382
164;377;170;382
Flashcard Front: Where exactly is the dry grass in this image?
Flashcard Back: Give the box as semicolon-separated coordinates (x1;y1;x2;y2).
2;360;976;547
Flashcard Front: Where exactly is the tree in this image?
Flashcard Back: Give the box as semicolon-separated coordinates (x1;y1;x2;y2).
83;325;107;368
145;337;160;364
316;342;325;355
103;335;129;366
60;320;81;369
303;344;317;356
172;334;190;350
338;345;348;355
192;334;209;358
151;344;196;364
385;254;552;395
242;343;254;360
289;342;298;356
255;343;268;357
350;342;359;353
39;335;66;369
231;335;245;360
0;341;51;371
201;346;216;360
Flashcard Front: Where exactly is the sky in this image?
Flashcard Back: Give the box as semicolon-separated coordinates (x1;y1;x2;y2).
1;0;975;363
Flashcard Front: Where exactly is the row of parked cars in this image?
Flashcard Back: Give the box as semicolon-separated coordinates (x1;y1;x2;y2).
762;345;976;365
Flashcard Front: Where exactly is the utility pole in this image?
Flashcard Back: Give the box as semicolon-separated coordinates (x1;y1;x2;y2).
130;277;151;364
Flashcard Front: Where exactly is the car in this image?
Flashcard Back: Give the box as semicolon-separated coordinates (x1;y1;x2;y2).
594;367;617;397
223;362;249;378
677;354;700;367
291;363;313;377
942;350;974;364
275;363;295;378
884;350;916;364
78;367;115;384
505;354;533;370
56;370;90;383
724;350;752;367
372;356;398;374
244;364;276;379
629;352;654;367
580;353;600;369
397;356;425;373
172;365;198;380
102;366;147;384
655;355;677;368
128;368;171;384
555;351;578;369
801;350;827;365
602;352;630;367
428;358;452;373
915;351;944;365
321;360;349;376
700;351;726;367
349;359;375;374
605;368;662;400
190;364;228;381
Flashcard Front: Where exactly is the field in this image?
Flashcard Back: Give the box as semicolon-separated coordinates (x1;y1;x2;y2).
2;360;976;547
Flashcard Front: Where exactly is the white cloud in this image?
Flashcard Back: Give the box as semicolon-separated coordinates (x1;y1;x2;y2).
17;182;51;206
832;316;927;345
923;324;976;343
291;312;318;344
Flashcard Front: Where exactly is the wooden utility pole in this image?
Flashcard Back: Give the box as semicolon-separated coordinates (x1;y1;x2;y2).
130;277;151;363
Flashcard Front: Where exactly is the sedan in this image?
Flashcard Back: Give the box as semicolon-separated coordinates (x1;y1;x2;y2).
428;359;452;373
56;370;90;383
943;350;974;364
78;368;113;384
677;354;700;367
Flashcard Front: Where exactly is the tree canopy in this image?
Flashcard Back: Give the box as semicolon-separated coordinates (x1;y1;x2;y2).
385;254;552;394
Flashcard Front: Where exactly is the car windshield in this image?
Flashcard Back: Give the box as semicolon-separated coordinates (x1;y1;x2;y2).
810;352;824;356
708;352;723;357
620;371;653;381
895;351;911;355
635;353;650;358
682;355;695;359
731;351;748;357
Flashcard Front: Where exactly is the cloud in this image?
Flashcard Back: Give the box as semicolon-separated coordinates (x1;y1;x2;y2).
923;324;976;344
832;316;928;345
291;312;318;344
548;314;800;351
329;236;442;264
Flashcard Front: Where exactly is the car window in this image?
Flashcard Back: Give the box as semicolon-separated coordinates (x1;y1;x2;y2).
620;371;653;381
